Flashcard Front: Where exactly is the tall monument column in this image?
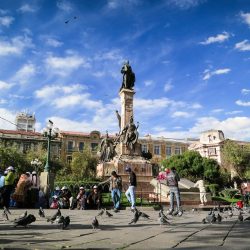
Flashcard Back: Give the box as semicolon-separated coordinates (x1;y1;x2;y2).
119;88;135;131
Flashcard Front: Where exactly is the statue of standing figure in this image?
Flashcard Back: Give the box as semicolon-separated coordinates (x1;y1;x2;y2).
120;61;135;91
121;116;139;152
99;131;115;162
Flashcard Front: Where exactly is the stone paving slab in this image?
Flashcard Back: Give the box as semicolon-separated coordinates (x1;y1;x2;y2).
0;208;249;249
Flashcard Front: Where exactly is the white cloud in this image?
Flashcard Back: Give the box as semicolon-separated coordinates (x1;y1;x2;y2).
144;80;154;87
0;108;16;130
203;68;231;80
167;0;206;10
12;63;36;84
0;99;6;104
0;80;13;90
57;0;73;12
164;81;173;92
18;4;37;13
92;71;106;78
226;110;243;115
107;0;140;9
45;38;63;47
211;108;224;113
191;103;202;109
44;54;90;76
0;16;14;27
200;32;230;45
171;111;194;118
235;40;250;51
240;12;250;26
235;100;250;107
242;88;250;95
134;97;172;110
0;35;33;56
95;49;125;63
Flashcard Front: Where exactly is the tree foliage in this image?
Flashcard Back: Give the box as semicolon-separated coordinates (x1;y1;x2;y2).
70;148;98;181
161;150;221;184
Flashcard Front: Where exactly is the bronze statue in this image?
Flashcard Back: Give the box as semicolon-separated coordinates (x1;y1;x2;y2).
99;131;115;162
120;61;135;91
115;110;121;130
121;116;139;151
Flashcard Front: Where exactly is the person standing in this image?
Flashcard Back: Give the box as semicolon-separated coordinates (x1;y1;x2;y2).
166;167;182;216
194;179;207;206
125;166;137;211
99;171;122;212
2;166;15;209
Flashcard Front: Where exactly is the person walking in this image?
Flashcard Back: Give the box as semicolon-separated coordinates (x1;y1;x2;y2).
2;166;15;209
99;171;122;212
125;166;137;211
166;167;182;216
194;178;207;206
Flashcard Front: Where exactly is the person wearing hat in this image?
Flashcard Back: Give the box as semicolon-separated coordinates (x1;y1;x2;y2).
2;166;15;209
76;186;88;210
125;166;137;211
59;186;74;209
99;171;122;212
87;185;102;210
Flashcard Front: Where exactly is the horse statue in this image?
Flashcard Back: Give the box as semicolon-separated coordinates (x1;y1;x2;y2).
120;61;135;91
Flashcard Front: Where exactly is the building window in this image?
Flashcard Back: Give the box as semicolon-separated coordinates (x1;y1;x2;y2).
67;141;73;152
208;147;217;155
141;144;148;153
91;143;98;151
66;156;72;164
154;145;161;155
23;143;30;153
166;146;172;157
175;147;181;155
79;142;84;152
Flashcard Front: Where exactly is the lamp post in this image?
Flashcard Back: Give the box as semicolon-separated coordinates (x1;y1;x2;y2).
43;120;59;172
31;158;42;173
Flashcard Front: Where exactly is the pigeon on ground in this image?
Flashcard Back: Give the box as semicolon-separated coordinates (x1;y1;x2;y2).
206;214;216;224
47;208;61;223
62;216;70;230
244;216;250;221
92;217;99;229
129;209;141;224
38;207;45;218
159;214;170;226
19;211;27;219
217;213;222;223
140;212;150;219
228;210;233;218
238;212;243;222
2;209;9;221
14;214;36;227
207;209;213;216
202;218;207;224
105;209;113;217
3;206;11;215
191;208;198;213
97;209;104;217
159;209;169;221
55;215;64;224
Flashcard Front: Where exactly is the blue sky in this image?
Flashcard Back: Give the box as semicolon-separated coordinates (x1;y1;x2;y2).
0;0;250;140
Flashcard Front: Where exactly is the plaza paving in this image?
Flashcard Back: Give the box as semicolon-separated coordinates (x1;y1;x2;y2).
0;207;249;249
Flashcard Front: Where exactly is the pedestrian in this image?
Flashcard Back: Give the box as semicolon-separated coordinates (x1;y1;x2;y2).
2;166;15;209
99;171;122;212
59;186;74;209
125;166;137;211
166;167;182;216
87;185;102;210
76;186;88;210
194;178;207;206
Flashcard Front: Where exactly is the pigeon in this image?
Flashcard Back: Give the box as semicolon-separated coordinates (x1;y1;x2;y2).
2;209;9;221
129;209;141;224
65;16;77;24
207;209;213;216
14;214;36;227
47;208;61;223
62;216;70;230
38;207;45;218
159;214;170;226
92;217;99;229
3;206;11;215
191;208;198;213
97;209;104;217
159;209;169;221
217;213;222;223
228;210;233;218
202;218;207;224
105;209;113;217
244;216;250;221
19;210;27;219
238;212;243;222
55;215;64;224
140;212;150;219
206;214;216;224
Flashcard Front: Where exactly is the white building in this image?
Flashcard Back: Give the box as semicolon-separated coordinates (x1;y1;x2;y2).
16;112;36;132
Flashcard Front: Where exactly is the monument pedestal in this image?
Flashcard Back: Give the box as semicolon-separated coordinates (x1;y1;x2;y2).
40;172;55;202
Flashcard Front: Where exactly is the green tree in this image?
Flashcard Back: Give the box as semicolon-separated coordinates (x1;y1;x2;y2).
71;148;98;181
221;139;250;177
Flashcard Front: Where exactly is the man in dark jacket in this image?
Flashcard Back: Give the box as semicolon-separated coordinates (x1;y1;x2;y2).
166;167;182;216
125;166;137;211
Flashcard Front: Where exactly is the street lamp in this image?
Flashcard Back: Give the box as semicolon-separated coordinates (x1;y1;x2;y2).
31;158;42;173
43;120;59;172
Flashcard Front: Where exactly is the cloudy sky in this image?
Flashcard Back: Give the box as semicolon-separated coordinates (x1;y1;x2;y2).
0;0;250;140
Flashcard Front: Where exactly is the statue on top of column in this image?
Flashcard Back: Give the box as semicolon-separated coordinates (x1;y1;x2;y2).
120;61;136;91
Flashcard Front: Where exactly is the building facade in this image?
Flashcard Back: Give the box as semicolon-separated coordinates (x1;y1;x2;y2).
16;112;36;132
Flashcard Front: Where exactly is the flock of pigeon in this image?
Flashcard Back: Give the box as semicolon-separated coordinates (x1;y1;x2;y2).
1;204;250;230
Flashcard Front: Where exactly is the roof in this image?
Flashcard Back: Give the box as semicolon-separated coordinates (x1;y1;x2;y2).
60;131;91;136
0;129;41;136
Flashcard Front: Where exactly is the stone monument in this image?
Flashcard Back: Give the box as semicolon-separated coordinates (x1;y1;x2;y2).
97;61;153;191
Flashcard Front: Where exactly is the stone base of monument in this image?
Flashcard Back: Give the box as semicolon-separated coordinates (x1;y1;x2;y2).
40;172;55;199
97;155;154;193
